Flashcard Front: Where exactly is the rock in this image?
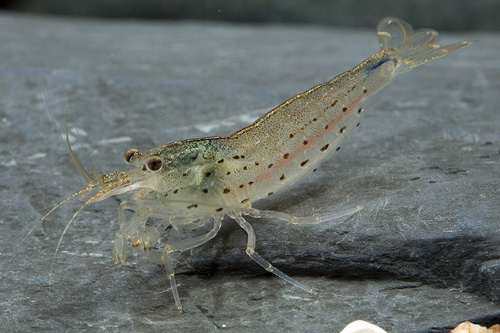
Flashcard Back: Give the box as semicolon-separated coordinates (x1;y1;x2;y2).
1;12;499;333
479;260;500;302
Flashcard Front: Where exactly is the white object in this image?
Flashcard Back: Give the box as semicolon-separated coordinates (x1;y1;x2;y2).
340;320;388;333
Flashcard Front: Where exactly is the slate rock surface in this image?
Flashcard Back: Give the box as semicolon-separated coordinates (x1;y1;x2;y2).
0;13;499;332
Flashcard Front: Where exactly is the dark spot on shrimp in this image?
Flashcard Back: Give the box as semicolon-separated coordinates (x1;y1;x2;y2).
312;117;318;122
336;146;341;151
290;133;294;138
303;140;308;145
202;189;208;193
205;172;212;177
356;122;361;127
268;192;274;196
218;159;224;163
268;163;273;168
223;188;230;194
240;155;245;159
340;126;347;133
233;155;240;160
363;89;368;94
216;207;224;212
187;204;198;209
358;108;363;113
366;58;391;74
248;181;254;185
280;174;285;181
313;168;317;172
342;107;347;112
142;165;147;171
227;171;231;175
173;189;179;194
239;184;244;189
331;100;338;107
300;160;309;167
320;144;329;152
241;198;249;204
255;162;260;166
325;124;329;130
284;153;289;159
243;166;247;170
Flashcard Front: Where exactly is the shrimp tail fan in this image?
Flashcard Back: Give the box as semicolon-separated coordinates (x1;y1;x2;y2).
377;17;474;74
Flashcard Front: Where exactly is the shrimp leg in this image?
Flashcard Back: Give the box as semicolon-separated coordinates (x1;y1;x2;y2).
231;213;316;294
113;200;149;265
161;216;223;311
245;205;363;224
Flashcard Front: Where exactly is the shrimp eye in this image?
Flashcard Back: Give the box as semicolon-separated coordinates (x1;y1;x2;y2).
146;156;162;171
124;148;139;163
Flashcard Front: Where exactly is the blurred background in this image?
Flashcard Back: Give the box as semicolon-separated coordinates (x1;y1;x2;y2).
0;0;498;31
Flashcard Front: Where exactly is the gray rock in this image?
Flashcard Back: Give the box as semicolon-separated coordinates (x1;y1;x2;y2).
0;13;499;333
479;259;500;302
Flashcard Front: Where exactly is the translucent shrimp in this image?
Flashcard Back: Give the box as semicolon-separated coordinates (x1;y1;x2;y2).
43;17;472;311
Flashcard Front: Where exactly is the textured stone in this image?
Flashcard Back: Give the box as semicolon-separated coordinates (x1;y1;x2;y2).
480;260;500;302
0;13;499;333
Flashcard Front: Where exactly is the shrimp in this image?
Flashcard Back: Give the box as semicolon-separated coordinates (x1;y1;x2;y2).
43;17;472;311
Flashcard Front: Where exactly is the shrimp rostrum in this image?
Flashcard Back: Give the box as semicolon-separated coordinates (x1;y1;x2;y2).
44;18;472;310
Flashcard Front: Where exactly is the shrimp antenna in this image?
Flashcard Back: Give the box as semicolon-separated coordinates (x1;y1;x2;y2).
73;125;104;188
27;188;82;237
42;91;103;288
44;90;93;183
54;198;93;256
41;189;83;222
49;197;93;289
63;116;93;183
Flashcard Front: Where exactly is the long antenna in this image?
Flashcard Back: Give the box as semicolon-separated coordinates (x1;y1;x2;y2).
44;91;92;183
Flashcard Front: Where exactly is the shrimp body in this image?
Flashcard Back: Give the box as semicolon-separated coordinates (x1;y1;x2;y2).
46;18;472;310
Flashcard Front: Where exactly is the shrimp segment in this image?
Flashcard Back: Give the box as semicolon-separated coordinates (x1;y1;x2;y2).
244;205;364;224
231;212;316;294
161;216;223;310
44;18;472;310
